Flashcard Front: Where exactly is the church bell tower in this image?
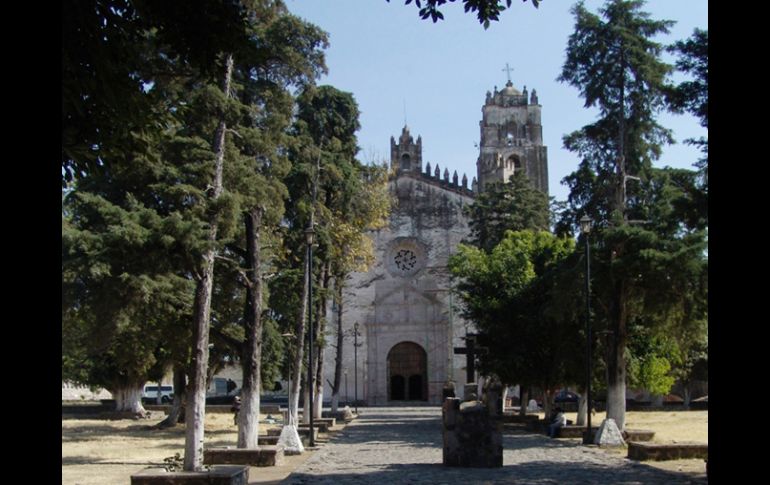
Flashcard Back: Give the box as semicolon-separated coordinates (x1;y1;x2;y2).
476;77;548;195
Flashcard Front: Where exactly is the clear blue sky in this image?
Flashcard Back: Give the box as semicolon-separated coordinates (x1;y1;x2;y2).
285;0;708;203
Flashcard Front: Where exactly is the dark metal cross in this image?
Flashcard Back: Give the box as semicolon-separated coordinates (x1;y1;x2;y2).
502;63;514;82
453;334;480;384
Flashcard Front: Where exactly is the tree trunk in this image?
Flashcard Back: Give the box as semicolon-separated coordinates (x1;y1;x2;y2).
519;388;528;416
576;393;587;426
183;53;232;472
605;281;628;431
330;278;344;413
542;388;553;422
291;249;310;425
156;381;163;405
113;383;146;415
238;208;264;449
302;383;311;424
158;366;186;428
683;386;691;409
605;41;629;433
313;261;331;419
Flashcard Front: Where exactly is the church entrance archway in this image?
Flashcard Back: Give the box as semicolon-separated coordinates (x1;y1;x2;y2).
387;342;427;401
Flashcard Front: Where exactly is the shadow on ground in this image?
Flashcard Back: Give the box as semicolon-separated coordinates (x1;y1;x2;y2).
286;460;706;485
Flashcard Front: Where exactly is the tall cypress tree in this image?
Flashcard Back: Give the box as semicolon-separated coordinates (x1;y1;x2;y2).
558;0;684;430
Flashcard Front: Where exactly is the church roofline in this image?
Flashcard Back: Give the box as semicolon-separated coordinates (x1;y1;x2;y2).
391;170;476;199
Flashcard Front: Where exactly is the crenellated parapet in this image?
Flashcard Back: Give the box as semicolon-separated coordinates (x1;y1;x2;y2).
410;160;475;197
390;126;476;198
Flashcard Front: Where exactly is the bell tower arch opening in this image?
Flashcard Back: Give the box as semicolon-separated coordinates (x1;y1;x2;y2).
387;341;428;401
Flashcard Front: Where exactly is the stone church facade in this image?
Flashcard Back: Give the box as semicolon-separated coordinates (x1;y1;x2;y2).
321;79;548;405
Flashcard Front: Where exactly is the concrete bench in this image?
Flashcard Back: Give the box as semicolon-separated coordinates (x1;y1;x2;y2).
257;435;279;446
555;425;595;439
261;404;281;415
623;429;655;442
267;425;318;442
628;441;708;461
131;465;248;484
203;446;284;467
501;413;540;423
298;421;331;432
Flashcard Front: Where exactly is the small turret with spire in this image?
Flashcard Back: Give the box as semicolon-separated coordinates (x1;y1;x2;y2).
390;125;422;174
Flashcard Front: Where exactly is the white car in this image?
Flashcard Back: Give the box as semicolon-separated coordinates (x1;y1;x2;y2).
143;385;174;403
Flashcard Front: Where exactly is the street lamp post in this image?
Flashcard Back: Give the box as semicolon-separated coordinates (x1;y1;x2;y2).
353;322;361;415
580;215;593;445
344;368;348;406
305;224;315;447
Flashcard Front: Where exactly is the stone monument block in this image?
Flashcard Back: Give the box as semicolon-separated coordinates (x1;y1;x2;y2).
442;397;503;468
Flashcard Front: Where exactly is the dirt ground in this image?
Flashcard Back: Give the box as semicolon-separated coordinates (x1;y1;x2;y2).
62;410;310;485
62;408;707;484
548;409;708;477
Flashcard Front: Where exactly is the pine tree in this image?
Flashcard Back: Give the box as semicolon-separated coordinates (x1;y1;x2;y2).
557;0;707;430
465;170;550;253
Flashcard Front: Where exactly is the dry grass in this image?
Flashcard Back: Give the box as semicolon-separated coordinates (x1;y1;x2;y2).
62;408;707;484
541;409;708;478
542;409;709;443
62;411;285;485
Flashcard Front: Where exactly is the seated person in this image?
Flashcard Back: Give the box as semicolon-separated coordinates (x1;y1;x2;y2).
548;407;567;438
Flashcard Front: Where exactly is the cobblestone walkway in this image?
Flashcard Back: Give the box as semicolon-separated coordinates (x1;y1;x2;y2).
285;407;705;484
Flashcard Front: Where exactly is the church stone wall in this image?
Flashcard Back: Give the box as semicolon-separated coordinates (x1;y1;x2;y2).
322;174;475;405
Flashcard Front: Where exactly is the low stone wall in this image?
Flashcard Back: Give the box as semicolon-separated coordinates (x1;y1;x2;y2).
628;442;708;461
204;447;283;467
623;429;655;442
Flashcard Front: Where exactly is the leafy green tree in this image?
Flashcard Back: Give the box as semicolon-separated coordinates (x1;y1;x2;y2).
327;163;391;412
387;0;541;28
281;85;377;421
62;180;197;415
464;170;550;252
626;325;676;397
449;230;581;419
62;0;256;186
62;0;329;468
212;10;327;446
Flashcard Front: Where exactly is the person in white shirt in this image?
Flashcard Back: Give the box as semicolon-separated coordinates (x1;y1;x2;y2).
548;407;567;438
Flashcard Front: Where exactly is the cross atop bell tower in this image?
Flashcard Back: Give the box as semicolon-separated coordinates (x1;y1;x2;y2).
502;63;514;83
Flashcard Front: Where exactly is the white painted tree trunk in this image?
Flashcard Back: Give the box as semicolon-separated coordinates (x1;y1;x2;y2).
113;384;147;415
542;389;553;422
576;393;587;426
289;247;310;426
314;387;323;419
183;53;232;472
302;385;311;424
156;381;163;405
330;393;339;413
238;208;264;449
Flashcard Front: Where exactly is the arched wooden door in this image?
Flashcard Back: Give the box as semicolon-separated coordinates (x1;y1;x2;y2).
387;342;427;401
